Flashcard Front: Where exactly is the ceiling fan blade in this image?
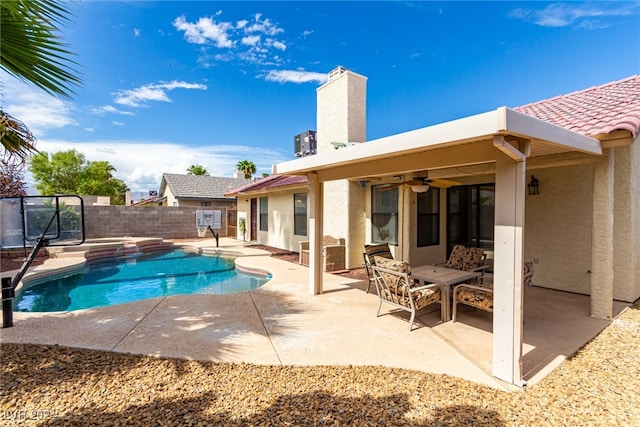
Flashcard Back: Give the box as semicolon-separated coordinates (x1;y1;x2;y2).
405;179;423;186
427;179;463;188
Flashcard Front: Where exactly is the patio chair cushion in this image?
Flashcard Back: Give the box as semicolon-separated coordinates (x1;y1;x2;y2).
409;286;442;310
455;282;494;312
374;257;414;292
446;245;486;271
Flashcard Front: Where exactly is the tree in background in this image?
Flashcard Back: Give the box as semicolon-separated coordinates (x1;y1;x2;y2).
187;164;209;176
236;160;256;179
29;149;129;205
0;0;81;162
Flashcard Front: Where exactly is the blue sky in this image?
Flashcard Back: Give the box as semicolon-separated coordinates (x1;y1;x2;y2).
3;1;639;194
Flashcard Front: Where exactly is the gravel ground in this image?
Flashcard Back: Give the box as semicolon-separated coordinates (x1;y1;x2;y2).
1;246;639;426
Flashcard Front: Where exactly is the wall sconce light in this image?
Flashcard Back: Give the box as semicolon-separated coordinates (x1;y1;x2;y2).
528;175;540;195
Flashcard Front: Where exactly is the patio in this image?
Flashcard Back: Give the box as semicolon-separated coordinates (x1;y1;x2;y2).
0;238;628;391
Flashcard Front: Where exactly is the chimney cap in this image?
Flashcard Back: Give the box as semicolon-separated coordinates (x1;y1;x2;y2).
328;66;347;81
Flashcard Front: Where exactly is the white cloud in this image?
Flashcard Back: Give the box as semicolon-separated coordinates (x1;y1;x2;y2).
27;139;290;192
134;28;141;37
246;13;284;36
92;105;135;115
241;35;261;46
113;80;207;108
173;15;235;47
112;121;125;126
174;11;288;66
1;72;78;138
510;2;637;28
268;39;287;51
262;70;328;84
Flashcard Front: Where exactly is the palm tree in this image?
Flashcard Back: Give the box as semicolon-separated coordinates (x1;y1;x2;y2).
186;164;209;176
0;0;81;161
236;160;256;179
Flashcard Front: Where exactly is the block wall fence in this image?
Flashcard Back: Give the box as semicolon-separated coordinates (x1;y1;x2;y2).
83;206;233;240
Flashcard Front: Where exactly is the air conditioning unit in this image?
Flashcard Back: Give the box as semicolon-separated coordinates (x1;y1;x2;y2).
294;130;317;157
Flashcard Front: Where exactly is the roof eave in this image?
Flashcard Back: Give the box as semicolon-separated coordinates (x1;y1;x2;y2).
225;182;308;197
273;107;602;177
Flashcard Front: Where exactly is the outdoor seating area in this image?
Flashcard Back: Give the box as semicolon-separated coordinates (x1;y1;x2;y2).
365;243;493;325
299;236;346;272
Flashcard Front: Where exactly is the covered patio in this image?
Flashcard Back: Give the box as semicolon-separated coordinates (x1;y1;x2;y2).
273;106;610;387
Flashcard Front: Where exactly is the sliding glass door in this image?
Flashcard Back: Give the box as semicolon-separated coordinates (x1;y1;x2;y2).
446;184;495;256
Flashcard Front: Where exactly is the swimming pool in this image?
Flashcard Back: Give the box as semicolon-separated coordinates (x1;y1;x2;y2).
14;249;269;312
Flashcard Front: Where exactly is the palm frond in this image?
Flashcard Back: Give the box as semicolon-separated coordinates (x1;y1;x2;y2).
0;0;82;99
1;110;38;163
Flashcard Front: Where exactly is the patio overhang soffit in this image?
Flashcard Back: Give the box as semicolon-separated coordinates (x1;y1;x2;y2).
272;107;601;182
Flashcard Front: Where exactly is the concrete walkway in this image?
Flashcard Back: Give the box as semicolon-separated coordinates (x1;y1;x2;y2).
1;238;506;390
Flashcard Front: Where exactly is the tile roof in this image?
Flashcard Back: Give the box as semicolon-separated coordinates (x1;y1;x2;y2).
515;75;640;138
225;174;307;196
161;173;251;200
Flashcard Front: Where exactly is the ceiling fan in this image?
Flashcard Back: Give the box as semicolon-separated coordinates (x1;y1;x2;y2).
378;177;463;192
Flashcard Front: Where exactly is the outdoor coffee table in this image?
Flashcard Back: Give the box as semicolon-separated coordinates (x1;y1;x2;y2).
411;265;481;321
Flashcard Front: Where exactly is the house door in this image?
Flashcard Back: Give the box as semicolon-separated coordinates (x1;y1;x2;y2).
446;183;495;256
250;198;257;241
227;205;237;237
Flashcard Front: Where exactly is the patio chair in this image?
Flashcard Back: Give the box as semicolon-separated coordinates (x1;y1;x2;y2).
452;261;534;322
363;243;394;293
372;257;445;330
436;244;489;284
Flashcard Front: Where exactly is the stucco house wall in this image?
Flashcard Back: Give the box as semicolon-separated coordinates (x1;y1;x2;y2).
316;68;367;268
164;186;177;207
262;189;309;252
234;191;308;252
612;137;640;302
323;180;367;269
524;163;593;295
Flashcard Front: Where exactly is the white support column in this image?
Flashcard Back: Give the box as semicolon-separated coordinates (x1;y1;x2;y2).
492;149;526;386
591;148;614;318
308;173;324;295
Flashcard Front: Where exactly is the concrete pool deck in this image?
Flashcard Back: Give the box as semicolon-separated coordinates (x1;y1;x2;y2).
1;237;627;391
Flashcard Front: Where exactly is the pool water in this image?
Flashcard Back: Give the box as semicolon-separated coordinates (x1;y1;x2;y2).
14;249;269;312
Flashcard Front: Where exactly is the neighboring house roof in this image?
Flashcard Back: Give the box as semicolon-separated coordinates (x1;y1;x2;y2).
515;75;640;139
225;174;307;196
160;173;251;200
130;196;166;206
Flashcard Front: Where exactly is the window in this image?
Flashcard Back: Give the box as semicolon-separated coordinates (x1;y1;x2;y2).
293;193;307;236
371;185;398;244
259;197;268;231
201;201;211;207
417;188;440;246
